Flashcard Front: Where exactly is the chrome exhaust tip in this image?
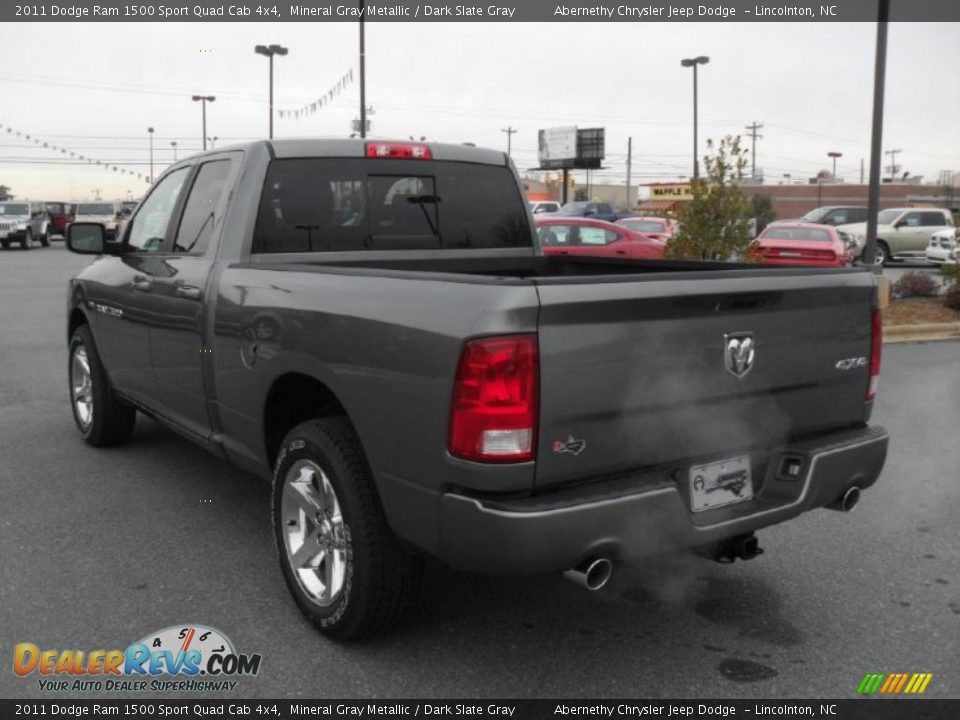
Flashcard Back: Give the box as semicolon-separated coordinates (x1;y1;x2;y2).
563;557;613;591
829;486;862;512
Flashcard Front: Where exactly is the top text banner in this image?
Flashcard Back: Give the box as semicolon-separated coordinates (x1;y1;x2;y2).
5;0;960;22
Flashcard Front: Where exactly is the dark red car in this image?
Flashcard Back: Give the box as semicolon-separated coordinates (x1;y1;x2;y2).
536;216;664;260
750;222;853;267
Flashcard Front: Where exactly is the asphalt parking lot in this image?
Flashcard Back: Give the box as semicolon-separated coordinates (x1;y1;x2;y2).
0;244;957;700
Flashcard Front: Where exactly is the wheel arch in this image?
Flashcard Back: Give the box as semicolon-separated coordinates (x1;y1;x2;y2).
262;372;353;471
68;307;89;341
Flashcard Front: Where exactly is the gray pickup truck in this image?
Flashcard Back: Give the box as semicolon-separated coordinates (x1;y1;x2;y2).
65;139;888;639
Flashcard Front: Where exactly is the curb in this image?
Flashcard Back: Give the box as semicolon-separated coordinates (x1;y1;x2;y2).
884;322;960;344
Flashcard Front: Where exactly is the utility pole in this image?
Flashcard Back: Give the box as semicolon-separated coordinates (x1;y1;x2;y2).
860;158;864;184
744;121;763;181
625;137;633;209
863;0;890;269
501;126;517;156
884;148;901;182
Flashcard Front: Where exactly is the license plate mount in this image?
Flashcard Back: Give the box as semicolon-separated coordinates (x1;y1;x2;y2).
689;455;753;513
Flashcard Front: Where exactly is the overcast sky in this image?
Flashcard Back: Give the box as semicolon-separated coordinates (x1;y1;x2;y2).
1;21;959;201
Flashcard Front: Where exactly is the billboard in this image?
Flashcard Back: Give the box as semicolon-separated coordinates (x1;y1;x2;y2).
538;126;577;169
537;127;605;170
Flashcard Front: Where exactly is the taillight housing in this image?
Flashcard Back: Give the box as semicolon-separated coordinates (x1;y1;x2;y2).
365;142;432;160
867;307;882;401
449;334;538;463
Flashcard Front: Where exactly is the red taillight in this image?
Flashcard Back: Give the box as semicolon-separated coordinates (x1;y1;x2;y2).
867;307;882;401
365;142;432;160
449;334;538;463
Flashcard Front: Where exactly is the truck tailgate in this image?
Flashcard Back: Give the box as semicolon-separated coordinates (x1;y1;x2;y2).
534;270;876;487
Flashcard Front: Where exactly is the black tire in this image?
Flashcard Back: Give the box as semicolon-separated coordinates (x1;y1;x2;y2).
41;227;50;247
0;239;9;249
68;325;136;446
21;230;31;250
874;240;891;266
272;418;422;640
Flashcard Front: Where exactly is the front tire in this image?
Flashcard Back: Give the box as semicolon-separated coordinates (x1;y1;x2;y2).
69;325;136;446
41;227;51;247
272;418;422;640
21;230;31;250
873;240;891;266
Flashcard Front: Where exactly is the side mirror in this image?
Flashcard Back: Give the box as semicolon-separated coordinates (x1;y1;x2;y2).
66;222;109;255
892;220;903;229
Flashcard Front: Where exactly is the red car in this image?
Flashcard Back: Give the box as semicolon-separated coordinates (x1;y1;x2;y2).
536;216;664;260
750;222;853;267
615;216;677;243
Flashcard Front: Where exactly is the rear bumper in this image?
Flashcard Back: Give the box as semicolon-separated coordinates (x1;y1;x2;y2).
433;425;888;574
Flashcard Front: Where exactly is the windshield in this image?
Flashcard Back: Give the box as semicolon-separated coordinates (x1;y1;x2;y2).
76;203;116;215
877;209;900;225
0;203;30;216
621;219;665;233
555;202;589;216
761;227;833;242
799;208;829;222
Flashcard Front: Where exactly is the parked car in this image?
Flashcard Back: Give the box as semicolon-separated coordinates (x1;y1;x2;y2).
64;138;888;639
0;201;36;249
615;216;678;242
841;207;954;265
70;202;120;239
925;227;959;265
750;223;853;267
554;200;632;223
536;216;664;259
773;206;870;227
28;201;74;245
529;200;560;215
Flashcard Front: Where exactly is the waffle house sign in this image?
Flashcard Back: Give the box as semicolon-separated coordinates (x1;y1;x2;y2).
650;183;694;201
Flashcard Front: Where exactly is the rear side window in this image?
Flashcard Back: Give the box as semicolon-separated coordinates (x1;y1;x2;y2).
172;160;232;255
253;158;531;253
920;211;947;226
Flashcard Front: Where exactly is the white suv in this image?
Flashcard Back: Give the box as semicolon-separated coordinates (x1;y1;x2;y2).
926;227;958;265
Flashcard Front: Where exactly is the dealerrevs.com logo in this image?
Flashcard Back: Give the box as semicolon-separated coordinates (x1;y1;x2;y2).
13;625;261;692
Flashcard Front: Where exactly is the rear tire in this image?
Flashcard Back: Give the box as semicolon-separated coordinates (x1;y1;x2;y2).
272;418;423;640
1;240;9;249
873;240;891;266
69;325;136;446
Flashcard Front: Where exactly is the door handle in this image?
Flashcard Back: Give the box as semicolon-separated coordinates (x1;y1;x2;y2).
131;276;152;292
175;285;202;301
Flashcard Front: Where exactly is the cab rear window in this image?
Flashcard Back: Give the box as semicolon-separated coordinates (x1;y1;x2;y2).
253;158;532;253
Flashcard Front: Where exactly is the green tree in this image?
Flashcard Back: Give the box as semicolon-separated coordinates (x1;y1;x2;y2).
664;135;755;261
751;193;776;233
0;184;13;201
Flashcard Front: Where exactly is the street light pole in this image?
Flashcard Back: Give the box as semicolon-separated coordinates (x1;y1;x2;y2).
864;0;890;269
680;56;710;180
192;95;216;150
255;44;288;139
359;2;366;139
147;126;154;183
828;151;843;180
171;141;177;161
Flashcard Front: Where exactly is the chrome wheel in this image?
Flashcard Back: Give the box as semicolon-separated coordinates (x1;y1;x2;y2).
281;459;349;607
71;344;94;430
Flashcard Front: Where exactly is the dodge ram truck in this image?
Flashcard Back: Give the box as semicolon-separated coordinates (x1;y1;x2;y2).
65;139;888;639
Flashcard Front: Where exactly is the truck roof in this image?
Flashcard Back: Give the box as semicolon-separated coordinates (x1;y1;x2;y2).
195;139;509;167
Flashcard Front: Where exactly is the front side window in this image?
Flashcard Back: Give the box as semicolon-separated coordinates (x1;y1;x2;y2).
172;160;232;255
126;167;189;252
